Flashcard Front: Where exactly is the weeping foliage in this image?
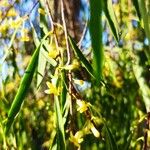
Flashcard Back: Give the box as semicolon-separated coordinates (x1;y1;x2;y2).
0;0;150;150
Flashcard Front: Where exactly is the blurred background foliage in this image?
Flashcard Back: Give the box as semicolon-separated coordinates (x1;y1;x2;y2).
0;0;150;150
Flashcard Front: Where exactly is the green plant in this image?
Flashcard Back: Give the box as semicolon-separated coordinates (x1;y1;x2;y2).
0;0;150;149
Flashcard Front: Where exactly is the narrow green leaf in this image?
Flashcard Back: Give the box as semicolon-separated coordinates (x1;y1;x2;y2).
124;133;132;150
68;35;95;79
50;82;69;150
54;96;66;150
4;32;52;134
40;48;57;66
60;70;67;111
37;49;47;88
4;45;41;135
31;22;47;88
132;0;141;20
50;135;57;150
133;56;150;112
138;0;150;48
89;0;104;82
103;0;120;42
50;98;69;150
104;124;118;150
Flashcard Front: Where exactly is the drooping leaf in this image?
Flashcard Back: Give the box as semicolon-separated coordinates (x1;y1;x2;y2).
89;0;104;83
103;0;120;43
50;92;69;150
68;35;95;79
54;96;66;150
5;44;41;135
60;70;67;111
31;22;47;88
37;49;47;88
124;133;133;150
40;48;57;66
138;0;150;48
31;22;56;87
132;0;141;20
133;55;150;112
104;124;118;150
4;32;52;134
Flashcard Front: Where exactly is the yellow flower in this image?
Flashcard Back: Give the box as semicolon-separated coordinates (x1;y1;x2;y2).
61;65;76;70
0;1;9;7
45;81;59;95
20;36;30;42
0;23;8;34
48;48;59;58
69;131;83;147
0;10;2;19
48;43;60;59
72;59;80;68
76;100;90;113
7;8;17;17
61;59;80;71
89;122;100;138
20;28;30;42
9;18;23;29
38;8;45;15
73;79;84;85
37;99;45;110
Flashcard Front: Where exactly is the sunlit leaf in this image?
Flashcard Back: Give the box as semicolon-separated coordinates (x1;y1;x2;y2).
5;44;41;135
54;96;66;150
89;0;104;83
133;55;150;112
103;0;120;43
37;49;47;88
138;0;150;48
4;31;52;134
68;35;95;78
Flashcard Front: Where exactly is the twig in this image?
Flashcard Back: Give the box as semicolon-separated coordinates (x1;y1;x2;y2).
60;0;71;65
60;0;73;116
45;0;59;48
28;1;39;16
78;21;88;49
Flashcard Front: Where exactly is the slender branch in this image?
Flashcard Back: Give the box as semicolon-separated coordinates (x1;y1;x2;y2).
60;0;71;65
78;21;88;49
60;0;73;116
28;1;39;16
45;0;59;48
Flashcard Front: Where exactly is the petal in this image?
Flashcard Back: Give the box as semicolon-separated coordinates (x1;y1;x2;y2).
73;79;84;85
90;124;100;138
46;81;52;88
76;100;82;107
78;138;83;144
44;89;51;94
